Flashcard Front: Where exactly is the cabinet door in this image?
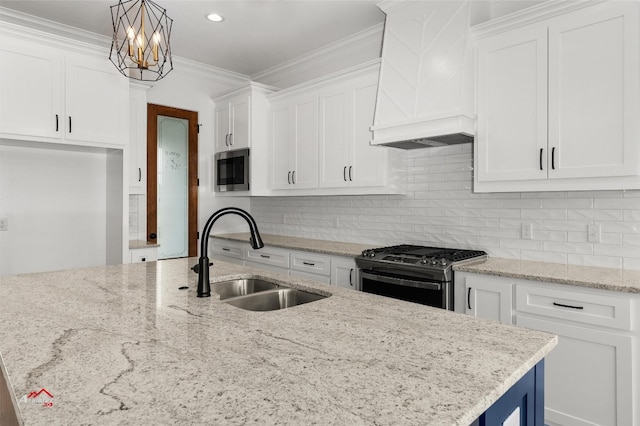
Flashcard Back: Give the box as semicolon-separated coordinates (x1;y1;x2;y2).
129;84;148;193
517;315;634;426
65;55;127;145
229;95;250;150
319;86;350;188
0;36;63;140
270;102;293;189
476;24;548;182
331;257;357;290
291;95;318;189
465;275;513;324
548;1;639;179
214;102;230;153
350;80;384;187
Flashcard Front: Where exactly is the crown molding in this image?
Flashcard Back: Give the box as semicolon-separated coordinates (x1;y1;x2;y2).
267;58;381;101
250;23;384;87
471;0;607;38
0;6;249;85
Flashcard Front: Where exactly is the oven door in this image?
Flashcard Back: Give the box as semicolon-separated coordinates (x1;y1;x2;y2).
359;270;451;310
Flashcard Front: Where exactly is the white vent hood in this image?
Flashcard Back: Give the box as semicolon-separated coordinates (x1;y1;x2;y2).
371;1;478;149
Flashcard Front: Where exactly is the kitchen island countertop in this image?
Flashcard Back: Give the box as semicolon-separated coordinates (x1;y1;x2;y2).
0;258;556;425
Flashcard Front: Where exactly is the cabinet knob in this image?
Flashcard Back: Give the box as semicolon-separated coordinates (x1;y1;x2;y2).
149;232;157;240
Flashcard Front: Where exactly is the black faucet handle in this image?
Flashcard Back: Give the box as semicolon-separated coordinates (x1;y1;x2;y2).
191;262;213;274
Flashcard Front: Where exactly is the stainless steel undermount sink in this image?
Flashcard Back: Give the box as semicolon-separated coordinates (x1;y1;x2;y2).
210;278;281;300
211;278;328;311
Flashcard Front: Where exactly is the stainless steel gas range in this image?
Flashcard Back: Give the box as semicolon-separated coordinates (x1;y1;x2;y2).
356;245;487;310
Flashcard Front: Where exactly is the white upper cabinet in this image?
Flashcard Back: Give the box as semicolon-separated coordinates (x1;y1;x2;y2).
64;54;128;146
0;36;63;140
319;71;384;189
214;83;275;154
270;92;319;190
129;82;151;194
215;94;250;152
476;24;548;183
548;2;638;179
0;34;128;148
268;60;406;196
474;1;640;192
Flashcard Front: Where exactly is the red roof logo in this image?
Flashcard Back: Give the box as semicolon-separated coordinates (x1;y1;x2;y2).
27;388;53;399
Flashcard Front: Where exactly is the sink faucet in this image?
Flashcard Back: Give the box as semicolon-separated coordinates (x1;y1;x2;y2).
193;207;264;297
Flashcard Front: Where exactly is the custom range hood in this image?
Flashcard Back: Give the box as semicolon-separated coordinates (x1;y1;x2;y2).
371;1;478;149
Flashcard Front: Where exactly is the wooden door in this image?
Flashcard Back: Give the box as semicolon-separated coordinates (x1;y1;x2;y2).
147;103;198;258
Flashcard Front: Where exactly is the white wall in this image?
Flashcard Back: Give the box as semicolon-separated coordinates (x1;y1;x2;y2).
0;142;110;275
251;144;640;271
129;58;253;247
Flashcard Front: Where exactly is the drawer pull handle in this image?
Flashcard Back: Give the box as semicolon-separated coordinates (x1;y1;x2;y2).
302;261;315;266
260;254;271;259
222;247;230;251
349;268;353;287
553;302;584;310
551;147;556;170
467;287;472;310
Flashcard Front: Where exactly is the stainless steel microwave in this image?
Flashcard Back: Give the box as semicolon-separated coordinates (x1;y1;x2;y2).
215;148;249;192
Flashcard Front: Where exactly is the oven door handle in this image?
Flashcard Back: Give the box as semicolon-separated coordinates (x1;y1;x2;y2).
360;271;442;291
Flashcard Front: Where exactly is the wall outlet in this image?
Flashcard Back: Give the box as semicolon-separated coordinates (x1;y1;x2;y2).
521;223;532;239
0;218;7;231
588;224;601;243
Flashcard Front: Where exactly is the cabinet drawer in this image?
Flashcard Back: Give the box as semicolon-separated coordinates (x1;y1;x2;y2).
210;239;244;260
290;251;331;276
245;246;289;268
515;284;632;331
130;247;158;263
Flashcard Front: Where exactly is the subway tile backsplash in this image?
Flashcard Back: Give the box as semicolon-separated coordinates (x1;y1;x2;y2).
251;144;640;270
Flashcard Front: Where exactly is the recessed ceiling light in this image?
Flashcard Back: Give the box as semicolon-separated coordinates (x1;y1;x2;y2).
206;13;224;22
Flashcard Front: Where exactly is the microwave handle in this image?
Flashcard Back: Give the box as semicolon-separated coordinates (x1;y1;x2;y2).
360;271;442;291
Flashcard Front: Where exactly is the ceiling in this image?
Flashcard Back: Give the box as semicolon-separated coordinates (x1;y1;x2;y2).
0;1;385;77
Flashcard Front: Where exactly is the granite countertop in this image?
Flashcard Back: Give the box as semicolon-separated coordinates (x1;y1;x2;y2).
455;257;640;294
0;259;556;425
211;232;374;257
128;239;160;249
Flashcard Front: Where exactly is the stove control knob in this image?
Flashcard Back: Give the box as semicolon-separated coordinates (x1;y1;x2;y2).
361;250;375;258
439;258;448;266
430;258;438;265
420;257;428;265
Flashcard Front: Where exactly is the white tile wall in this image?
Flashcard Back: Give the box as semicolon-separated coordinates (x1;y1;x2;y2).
251;144;640;270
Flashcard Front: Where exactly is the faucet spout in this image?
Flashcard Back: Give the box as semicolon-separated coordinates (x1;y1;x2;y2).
194;207;264;297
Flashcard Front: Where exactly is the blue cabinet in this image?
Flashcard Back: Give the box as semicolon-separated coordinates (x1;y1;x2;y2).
472;361;544;426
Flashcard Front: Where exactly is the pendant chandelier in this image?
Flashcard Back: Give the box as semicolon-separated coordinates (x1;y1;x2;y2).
109;0;173;81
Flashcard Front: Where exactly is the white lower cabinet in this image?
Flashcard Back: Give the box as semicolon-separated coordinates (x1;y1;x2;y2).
456;271;638;426
210;237;359;289
517;315;633;426
459;273;513;324
130;247;158;263
210;239;245;266
331;257;357;290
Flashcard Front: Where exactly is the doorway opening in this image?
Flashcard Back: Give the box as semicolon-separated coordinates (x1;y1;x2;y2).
147;104;198;259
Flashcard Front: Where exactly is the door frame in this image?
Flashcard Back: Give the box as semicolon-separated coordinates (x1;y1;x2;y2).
147;103;198;258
